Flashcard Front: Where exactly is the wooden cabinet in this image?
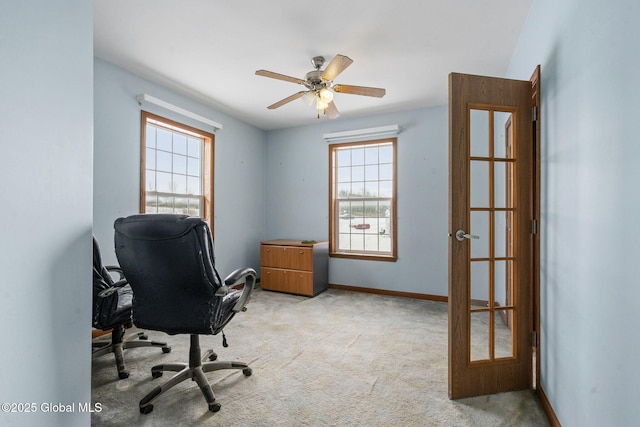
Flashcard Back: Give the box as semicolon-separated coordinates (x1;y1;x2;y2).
260;239;328;297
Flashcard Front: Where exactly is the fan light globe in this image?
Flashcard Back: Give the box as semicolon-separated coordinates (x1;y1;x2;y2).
302;91;316;106
319;88;334;103
316;98;329;110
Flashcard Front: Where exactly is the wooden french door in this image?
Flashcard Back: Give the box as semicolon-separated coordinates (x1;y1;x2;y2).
448;71;537;399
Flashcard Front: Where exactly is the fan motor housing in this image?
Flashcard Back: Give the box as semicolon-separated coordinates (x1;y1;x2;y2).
305;70;328;90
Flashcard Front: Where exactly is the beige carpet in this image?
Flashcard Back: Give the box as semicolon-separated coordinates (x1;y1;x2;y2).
91;287;549;426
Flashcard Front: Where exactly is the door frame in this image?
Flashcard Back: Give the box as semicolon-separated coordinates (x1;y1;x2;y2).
530;65;541;392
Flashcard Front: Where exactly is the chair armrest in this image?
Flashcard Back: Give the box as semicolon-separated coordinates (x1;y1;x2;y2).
97;278;129;298
105;265;125;281
216;267;256;313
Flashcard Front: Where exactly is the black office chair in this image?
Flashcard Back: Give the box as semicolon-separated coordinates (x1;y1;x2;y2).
113;214;256;414
92;237;170;379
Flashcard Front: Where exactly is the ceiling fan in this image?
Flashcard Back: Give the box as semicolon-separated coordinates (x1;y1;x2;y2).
255;54;386;119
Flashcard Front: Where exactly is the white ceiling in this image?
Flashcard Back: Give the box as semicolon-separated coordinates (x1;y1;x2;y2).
94;0;532;131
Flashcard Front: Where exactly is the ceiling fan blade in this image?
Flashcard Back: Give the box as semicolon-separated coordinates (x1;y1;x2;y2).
333;84;386;98
267;91;307;109
256;70;306;85
325;101;340;119
321;54;353;81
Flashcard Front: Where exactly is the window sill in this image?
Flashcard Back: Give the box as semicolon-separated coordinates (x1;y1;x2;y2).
329;252;397;262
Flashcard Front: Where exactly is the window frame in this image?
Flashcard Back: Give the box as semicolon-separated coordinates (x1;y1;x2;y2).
140;111;214;225
328;137;397;261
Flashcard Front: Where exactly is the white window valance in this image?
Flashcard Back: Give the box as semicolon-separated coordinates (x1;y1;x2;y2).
136;93;223;131
323;124;399;144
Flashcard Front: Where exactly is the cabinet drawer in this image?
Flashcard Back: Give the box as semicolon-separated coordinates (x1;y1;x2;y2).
260;267;313;296
261;245;313;271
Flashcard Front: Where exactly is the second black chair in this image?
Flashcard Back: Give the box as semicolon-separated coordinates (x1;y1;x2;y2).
113;214;256;414
92;237;171;379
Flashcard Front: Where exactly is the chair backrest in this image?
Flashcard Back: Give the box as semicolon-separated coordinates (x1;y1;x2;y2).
114;214;225;335
93;237;121;329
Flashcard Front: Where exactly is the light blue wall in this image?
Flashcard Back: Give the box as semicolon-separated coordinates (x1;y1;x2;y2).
0;1;93;426
506;0;640;425
266;107;449;296
93;58;267;274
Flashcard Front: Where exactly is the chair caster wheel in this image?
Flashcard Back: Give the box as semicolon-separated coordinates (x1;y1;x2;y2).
118;370;130;379
242;368;252;377
140;404;153;414
162;346;171;353
209;353;217;361
151;370;163;378
208;402;221;412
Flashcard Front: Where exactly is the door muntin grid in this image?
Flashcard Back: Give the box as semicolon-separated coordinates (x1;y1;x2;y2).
468;107;517;363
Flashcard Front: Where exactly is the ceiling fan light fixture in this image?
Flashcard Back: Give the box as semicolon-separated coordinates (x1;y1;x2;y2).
256;54;385;120
302;91;316;106
316;97;329;110
319;87;334;103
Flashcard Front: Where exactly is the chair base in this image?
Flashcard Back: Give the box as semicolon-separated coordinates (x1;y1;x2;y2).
92;325;171;379
139;334;251;414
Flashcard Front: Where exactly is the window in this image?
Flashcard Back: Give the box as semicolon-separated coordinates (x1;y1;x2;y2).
140;111;214;224
329;138;397;261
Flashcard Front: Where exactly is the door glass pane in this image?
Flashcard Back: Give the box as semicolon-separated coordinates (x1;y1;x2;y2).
470;211;489;259
494;260;507;307
493;111;513;159
494;211;513;258
494;161;507;208
470;161;489;208
495;309;515;358
470;311;490;361
470;262;489;309
470;109;489;157
494;260;514;308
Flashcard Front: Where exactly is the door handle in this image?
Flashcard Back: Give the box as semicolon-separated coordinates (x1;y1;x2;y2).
455;230;479;241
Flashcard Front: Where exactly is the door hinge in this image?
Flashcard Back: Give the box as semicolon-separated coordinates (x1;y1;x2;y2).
532;331;538;347
532;106;538;122
531;219;537;235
